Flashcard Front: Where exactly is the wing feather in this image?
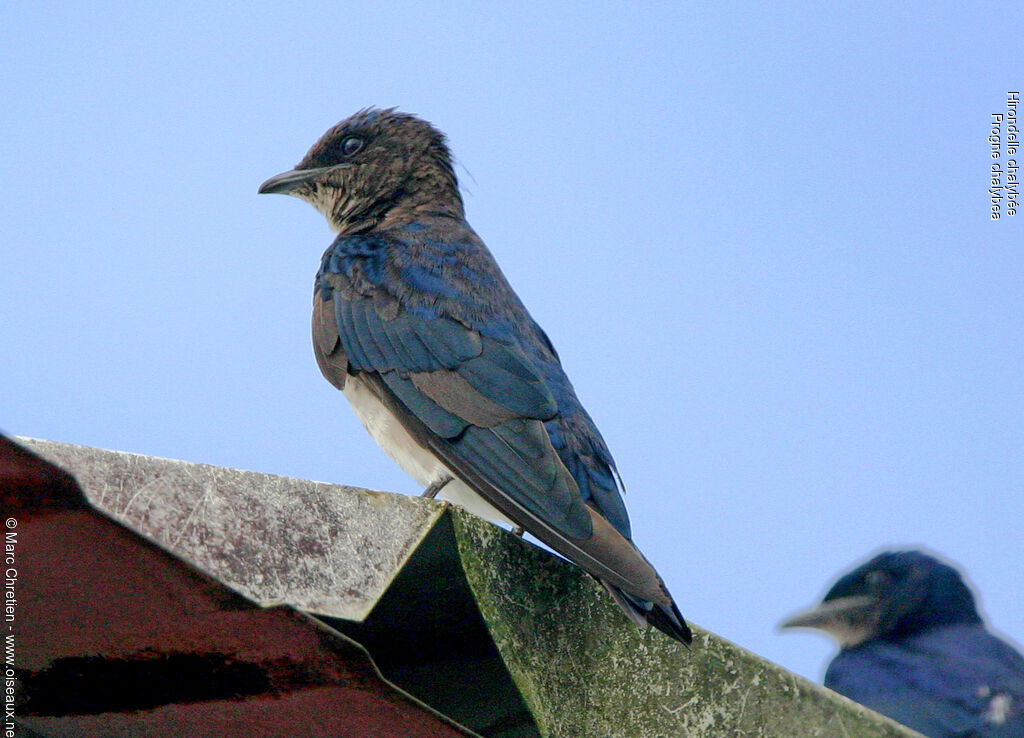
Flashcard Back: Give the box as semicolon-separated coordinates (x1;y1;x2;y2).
312;251;689;641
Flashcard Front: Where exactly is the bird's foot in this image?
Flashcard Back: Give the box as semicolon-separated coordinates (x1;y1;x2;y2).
511;525;525;537
422;476;453;499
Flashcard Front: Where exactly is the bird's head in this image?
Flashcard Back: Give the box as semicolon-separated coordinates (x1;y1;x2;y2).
780;550;982;648
259;107;462;233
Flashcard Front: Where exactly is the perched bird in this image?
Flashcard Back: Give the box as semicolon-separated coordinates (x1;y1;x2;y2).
259;108;690;644
781;550;1024;737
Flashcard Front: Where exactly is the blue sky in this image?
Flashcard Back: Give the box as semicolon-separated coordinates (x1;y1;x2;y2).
3;3;1020;684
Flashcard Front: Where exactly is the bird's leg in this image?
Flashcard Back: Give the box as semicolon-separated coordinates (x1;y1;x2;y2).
511;525;525;537
422;475;453;499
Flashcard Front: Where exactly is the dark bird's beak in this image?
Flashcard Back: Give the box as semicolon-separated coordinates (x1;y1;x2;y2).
258;166;335;195
779;595;877;632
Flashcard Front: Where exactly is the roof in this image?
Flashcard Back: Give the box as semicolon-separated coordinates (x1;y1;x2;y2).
8;436;921;737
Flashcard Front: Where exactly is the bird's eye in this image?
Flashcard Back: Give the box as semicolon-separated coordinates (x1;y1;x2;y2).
865;571;889;589
340;136;364;157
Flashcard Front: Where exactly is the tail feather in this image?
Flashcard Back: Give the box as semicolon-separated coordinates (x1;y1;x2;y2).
603;581;692;645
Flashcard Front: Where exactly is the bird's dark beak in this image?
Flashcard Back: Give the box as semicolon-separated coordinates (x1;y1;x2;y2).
778;595;877;631
258;166;335;195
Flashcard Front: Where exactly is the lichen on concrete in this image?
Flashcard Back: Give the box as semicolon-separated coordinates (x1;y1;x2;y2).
450;508;920;738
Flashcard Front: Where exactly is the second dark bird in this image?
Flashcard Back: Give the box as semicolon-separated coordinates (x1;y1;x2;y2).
259;108;690;644
782;550;1024;737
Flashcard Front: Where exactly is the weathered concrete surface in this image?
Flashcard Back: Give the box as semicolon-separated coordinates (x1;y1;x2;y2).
18;438;922;737
452;511;922;737
18;437;442;621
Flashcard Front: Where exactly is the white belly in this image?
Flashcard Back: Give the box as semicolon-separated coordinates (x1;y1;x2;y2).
342;376;515;525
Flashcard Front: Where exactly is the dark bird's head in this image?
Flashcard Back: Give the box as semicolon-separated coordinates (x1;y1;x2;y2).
259;108;462;234
780;550;982;648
